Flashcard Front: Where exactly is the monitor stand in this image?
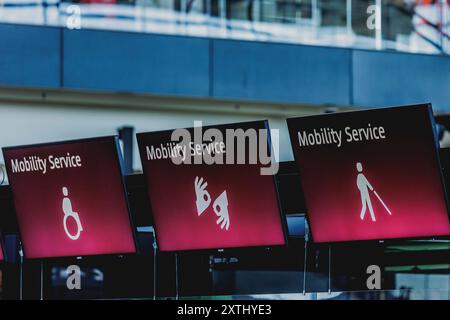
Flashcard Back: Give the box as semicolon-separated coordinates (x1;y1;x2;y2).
40;260;44;300
18;241;24;300
152;230;157;300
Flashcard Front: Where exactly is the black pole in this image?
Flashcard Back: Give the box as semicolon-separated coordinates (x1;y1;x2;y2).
118;126;135;175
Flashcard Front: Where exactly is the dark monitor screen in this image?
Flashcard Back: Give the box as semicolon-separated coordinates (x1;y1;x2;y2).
287;104;450;243
137;120;286;251
2;137;136;259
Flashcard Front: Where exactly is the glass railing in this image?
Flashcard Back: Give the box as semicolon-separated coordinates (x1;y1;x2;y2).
0;1;448;53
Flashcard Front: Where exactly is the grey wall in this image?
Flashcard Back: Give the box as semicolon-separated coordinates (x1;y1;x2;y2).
0;23;449;111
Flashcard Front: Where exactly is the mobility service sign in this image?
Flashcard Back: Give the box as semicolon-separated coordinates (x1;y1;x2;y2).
287;104;450;242
137;120;286;251
2;137;136;259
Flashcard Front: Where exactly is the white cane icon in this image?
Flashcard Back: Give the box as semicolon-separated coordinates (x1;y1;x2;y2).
357;162;392;222
62;186;83;240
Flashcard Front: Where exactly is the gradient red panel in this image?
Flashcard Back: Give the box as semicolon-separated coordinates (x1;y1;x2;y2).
287;104;450;243
2;137;136;258
137;121;286;251
0;240;4;261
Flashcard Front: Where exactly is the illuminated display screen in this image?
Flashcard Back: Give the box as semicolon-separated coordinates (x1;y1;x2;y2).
3;137;136;259
137;120;286;251
287;104;450;243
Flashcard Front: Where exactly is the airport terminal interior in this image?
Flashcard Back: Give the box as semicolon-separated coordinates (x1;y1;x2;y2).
0;0;449;300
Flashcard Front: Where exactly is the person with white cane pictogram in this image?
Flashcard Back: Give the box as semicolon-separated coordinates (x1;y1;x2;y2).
357;162;392;222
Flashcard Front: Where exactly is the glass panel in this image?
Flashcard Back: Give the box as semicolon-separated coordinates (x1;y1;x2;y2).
0;0;447;54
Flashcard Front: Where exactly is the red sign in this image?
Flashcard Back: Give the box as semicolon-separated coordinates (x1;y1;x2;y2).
0;240;4;261
137;121;286;251
287;104;450;242
3;137;136;258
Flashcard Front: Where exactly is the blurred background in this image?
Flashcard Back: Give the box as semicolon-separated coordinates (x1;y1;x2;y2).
0;0;449;54
0;0;448;168
0;0;449;300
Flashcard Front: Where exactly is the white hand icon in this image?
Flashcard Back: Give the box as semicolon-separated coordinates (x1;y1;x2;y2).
213;191;230;231
195;176;211;216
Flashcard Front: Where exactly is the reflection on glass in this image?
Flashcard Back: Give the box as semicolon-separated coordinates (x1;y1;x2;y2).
0;0;447;54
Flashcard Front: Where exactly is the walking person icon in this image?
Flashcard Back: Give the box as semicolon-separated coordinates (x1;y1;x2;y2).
356;162;392;222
